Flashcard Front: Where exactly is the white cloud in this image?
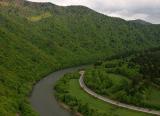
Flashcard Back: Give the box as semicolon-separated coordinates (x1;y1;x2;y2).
27;0;160;24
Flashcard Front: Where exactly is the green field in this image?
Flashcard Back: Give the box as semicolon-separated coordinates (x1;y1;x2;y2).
105;74;160;107
55;73;152;116
69;79;152;116
144;87;160;106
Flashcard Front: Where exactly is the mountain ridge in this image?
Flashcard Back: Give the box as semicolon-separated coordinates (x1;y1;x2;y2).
129;19;152;25
2;0;157;25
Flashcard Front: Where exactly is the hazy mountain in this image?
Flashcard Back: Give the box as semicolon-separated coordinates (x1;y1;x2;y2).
129;19;152;25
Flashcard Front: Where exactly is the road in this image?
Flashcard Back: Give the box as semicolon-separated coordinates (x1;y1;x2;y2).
79;71;160;116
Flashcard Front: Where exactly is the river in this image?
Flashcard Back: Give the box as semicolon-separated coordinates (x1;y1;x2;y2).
29;65;87;116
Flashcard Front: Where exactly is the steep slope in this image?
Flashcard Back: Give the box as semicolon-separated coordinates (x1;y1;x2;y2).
0;0;160;115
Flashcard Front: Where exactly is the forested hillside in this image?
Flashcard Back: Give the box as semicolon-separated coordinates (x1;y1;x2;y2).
84;47;160;110
0;0;160;115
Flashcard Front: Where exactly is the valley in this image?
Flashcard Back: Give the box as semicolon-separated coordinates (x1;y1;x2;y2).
0;0;160;116
55;47;160;116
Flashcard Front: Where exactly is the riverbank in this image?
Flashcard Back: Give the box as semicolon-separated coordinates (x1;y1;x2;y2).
58;101;83;116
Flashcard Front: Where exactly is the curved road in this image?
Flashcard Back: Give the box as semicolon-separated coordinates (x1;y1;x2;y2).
29;66;87;116
79;71;160;116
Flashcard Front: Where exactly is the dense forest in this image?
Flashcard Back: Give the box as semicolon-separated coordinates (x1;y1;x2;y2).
84;47;160;110
0;0;160;115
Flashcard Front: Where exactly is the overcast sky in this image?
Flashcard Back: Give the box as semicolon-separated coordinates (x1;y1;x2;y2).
28;0;160;24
